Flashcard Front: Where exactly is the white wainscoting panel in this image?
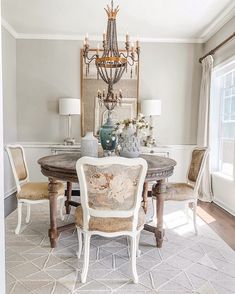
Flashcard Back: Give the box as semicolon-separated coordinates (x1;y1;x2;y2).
212;172;235;216
4;151;16;198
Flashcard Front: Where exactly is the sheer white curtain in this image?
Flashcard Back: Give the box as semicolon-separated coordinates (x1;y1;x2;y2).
197;55;214;202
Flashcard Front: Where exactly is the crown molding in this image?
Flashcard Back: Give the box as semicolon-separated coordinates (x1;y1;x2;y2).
0;18;204;43
1;18;18;38
16;33;86;41
17;34;204;43
139;37;203;43
200;1;235;42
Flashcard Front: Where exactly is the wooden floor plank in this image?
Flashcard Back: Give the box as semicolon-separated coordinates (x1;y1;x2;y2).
197;200;235;250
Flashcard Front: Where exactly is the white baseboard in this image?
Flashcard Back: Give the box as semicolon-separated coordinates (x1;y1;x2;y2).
4;186;17;199
213;198;235;217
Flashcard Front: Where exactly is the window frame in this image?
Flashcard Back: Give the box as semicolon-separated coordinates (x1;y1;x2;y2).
211;56;235;180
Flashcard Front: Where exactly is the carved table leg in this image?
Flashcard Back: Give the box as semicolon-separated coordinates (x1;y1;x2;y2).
153;179;167;248
65;181;72;214
142;182;149;214
48;177;59;248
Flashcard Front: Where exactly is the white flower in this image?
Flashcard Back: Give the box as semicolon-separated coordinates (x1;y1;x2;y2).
108;174;134;203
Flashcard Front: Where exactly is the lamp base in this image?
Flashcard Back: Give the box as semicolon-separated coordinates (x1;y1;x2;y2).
64;138;76;145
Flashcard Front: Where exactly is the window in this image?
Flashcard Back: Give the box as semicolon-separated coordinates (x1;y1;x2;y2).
211;58;235;178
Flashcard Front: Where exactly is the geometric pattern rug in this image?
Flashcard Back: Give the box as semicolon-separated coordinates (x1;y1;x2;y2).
5;200;235;294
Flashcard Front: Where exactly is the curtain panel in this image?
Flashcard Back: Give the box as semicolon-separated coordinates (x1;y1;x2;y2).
197;55;214;202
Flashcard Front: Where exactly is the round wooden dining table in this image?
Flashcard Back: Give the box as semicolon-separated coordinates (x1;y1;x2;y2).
38;153;176;248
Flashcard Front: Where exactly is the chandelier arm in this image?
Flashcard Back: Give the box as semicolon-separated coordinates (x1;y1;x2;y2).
126;54;139;66
126;59;135;67
83;53;97;65
119;52;128;59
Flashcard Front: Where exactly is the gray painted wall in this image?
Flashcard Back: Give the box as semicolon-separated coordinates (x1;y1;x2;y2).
2;27;17;198
2;27;17;143
16;40;81;143
16;39;202;145
204;16;235;66
140;42;202;144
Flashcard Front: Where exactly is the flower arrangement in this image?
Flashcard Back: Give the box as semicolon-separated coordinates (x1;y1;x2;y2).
113;114;155;154
114;113;149;137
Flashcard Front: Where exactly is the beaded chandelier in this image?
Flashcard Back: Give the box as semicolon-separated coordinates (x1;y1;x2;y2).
83;0;140;111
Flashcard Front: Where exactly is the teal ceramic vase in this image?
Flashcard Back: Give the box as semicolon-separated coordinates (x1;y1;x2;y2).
99;112;117;155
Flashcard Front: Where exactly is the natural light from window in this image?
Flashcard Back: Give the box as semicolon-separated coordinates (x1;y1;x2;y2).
211;57;235;179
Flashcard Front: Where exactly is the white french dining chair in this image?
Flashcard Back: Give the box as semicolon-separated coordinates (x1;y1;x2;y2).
75;156;148;283
154;147;209;235
6;144;65;234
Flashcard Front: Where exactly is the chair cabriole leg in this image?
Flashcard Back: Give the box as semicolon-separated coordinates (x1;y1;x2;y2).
81;233;90;283
131;235;138;283
192;202;198;235
136;232;141;257
15;201;22;234
185;202;190;224
25;203;31;224
77;228;83;259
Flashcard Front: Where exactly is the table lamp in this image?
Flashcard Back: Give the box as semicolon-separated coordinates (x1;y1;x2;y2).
59;98;80;145
141;99;162;146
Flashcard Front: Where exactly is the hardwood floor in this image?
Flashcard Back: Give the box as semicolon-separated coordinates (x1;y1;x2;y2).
197;200;235;250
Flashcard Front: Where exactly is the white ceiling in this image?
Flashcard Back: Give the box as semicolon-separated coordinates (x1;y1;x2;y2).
2;0;235;42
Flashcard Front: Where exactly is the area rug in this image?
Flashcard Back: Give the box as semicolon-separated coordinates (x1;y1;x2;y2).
5;200;235;294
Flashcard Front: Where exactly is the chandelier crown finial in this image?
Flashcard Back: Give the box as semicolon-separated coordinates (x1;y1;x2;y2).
105;0;119;20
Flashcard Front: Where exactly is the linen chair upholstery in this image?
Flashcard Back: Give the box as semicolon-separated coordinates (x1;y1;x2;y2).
5;145;65;234
75;206;145;232
154;147;209;235
75;156;148;284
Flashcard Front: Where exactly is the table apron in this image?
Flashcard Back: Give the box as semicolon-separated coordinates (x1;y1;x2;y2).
41;167;78;183
41;167;174;183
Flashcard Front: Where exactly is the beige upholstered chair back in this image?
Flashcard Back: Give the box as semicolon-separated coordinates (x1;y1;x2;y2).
187;147;209;193
5;145;29;193
76;156;148;231
84;164;142;211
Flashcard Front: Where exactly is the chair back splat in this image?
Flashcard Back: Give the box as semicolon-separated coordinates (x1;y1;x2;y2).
5;145;29;193
187;147;209;190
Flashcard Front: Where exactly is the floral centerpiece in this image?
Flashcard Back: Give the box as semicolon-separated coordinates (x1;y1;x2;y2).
114;114;151;158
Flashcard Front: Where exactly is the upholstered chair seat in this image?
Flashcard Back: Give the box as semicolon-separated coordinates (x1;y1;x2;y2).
75;206;145;233
6;144;65;234
17;182;64;200
157;183;194;201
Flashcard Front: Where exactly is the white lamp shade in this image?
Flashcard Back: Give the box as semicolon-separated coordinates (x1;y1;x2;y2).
141;100;161;116
59;98;80;115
